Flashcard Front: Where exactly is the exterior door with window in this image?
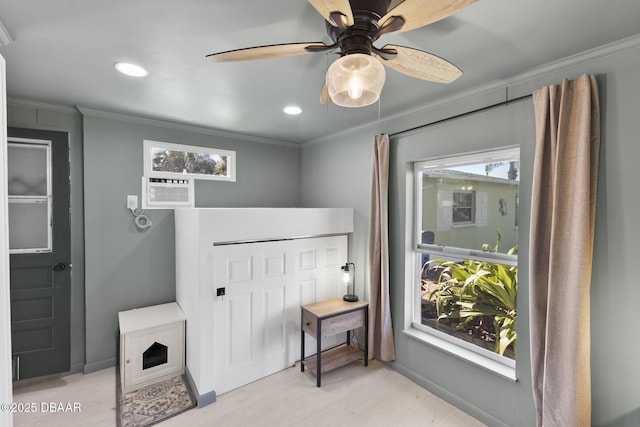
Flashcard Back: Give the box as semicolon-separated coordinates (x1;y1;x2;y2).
8;128;71;381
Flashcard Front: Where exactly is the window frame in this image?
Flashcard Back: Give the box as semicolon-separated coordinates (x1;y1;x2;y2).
410;146;519;375
143;139;236;182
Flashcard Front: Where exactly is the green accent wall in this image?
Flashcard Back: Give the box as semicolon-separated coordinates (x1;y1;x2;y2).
81;111;301;372
301;39;640;426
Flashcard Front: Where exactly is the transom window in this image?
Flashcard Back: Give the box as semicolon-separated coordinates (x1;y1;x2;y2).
412;146;519;367
143;140;236;182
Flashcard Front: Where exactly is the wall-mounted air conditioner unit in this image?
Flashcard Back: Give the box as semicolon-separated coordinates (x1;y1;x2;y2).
142;177;194;209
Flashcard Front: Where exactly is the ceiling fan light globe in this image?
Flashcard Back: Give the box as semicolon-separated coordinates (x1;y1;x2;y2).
326;54;385;107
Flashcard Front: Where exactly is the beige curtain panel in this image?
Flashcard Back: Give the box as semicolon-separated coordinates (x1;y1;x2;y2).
530;74;600;427
368;133;395;361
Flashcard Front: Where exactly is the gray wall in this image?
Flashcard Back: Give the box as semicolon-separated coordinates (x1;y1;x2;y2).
81;111;301;372
7;101;86;375
301;37;640;426
7;34;640;427
392;100;535;427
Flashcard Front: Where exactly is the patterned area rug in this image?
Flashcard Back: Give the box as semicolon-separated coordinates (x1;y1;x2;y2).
116;373;196;427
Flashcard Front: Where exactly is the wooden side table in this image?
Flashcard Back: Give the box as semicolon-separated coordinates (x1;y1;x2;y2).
300;298;369;387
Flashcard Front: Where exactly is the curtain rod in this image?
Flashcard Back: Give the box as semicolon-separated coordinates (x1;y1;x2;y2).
389;93;532;139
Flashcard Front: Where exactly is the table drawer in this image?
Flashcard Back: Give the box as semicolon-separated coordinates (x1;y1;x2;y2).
321;309;365;337
302;309;318;337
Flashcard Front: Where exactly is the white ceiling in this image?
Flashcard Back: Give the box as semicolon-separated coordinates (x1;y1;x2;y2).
1;0;640;144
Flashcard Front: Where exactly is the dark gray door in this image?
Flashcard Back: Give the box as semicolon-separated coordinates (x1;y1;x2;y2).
8;128;71;381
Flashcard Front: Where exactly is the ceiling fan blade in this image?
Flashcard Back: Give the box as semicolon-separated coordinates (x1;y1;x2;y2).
379;0;477;33
379;44;462;83
308;0;354;27
207;42;328;62
320;82;332;104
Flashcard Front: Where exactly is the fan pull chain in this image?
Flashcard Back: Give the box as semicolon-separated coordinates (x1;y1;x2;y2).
325;53;329;113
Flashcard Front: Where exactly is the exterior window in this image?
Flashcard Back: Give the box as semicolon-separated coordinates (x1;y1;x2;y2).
413;147;519;365
452;190;474;224
143;140;236;182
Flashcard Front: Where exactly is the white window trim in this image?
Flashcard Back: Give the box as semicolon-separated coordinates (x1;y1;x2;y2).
143;139;236;182
409;146;519;377
404;327;517;382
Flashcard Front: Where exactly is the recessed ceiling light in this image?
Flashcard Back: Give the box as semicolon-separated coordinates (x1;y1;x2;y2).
115;62;149;77
283;106;302;115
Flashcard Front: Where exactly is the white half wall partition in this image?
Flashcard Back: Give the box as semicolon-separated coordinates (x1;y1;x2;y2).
174;208;354;407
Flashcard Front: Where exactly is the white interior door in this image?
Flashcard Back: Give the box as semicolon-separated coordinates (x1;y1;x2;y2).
212;239;295;394
296;236;347;359
212;235;347;395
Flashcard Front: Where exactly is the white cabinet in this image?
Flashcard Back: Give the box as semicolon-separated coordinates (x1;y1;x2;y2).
118;302;186;393
174;208;353;406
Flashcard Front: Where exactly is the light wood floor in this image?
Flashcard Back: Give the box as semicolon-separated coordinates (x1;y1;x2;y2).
12;360;485;427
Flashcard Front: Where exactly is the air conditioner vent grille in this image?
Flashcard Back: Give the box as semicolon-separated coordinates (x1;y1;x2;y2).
142;176;194;209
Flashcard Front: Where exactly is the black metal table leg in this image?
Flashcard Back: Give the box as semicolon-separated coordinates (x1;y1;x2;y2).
316;318;322;387
301;311;305;372
364;305;369;367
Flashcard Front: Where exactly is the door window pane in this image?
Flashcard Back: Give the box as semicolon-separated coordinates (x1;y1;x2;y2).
8;201;50;252
8;144;48;196
7;139;52;253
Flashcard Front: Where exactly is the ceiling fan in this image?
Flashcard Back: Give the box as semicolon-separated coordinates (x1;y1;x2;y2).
206;0;477;107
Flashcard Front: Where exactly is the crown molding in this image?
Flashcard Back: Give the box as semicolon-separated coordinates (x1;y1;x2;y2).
0;18;13;46
303;33;640;146
76;106;300;149
8;97;80;115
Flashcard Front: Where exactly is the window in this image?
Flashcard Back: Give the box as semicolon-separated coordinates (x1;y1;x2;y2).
7;138;52;254
412;147;519;368
143;140;236;182
452;190;474;224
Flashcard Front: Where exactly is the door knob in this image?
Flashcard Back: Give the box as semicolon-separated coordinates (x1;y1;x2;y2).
52;263;66;271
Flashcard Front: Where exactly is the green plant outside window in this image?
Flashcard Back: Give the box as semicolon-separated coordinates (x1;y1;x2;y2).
422;238;517;358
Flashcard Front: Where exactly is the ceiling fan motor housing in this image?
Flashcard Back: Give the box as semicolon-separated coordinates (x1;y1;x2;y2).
327;9;384;57
349;0;391;18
